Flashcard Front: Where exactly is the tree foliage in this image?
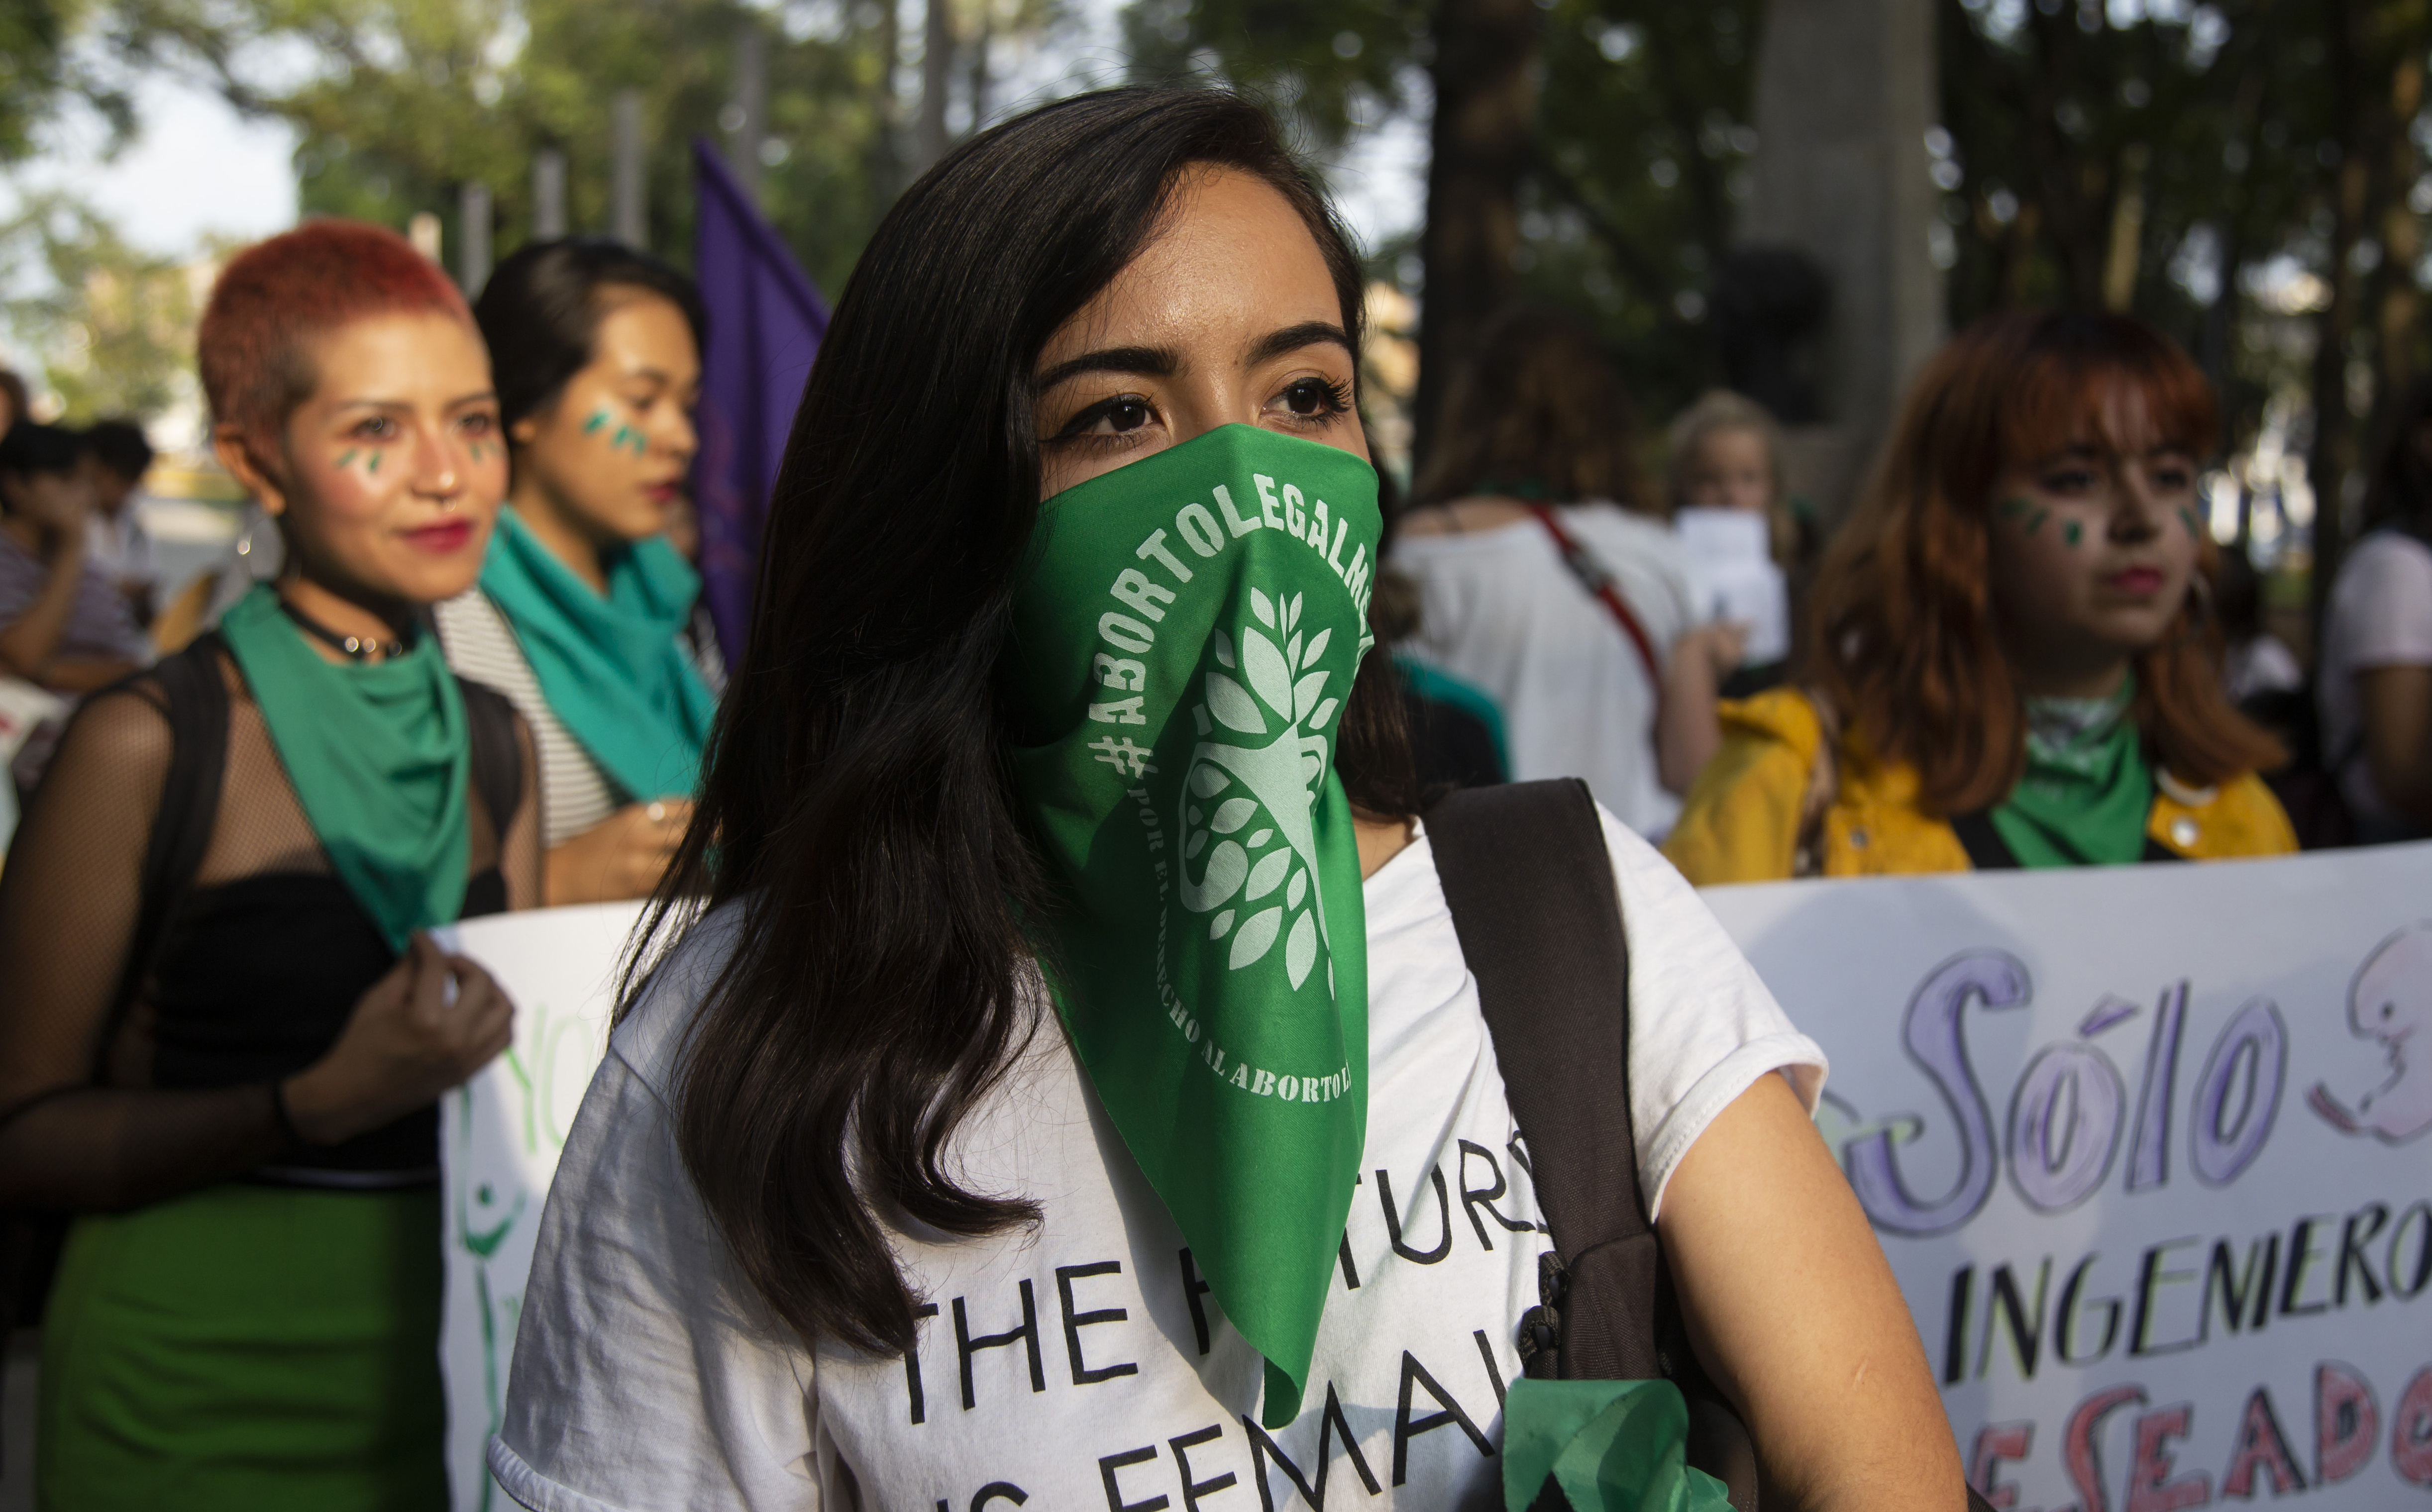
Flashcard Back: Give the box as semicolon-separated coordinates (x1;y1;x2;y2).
0;191;204;419
109;0;1060;300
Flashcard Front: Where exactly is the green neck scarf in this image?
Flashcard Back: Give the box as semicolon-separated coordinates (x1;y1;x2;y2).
1989;673;2151;868
479;505;715;802
218;585;470;950
1004;425;1379;1427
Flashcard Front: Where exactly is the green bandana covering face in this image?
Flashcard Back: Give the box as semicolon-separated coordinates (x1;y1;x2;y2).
1989;673;2151;868
479;505;716;802
1005;424;1380;1427
218;585;470;950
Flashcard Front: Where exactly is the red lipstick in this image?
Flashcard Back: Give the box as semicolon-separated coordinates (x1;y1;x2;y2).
2106;566;2164;595
403;519;475;554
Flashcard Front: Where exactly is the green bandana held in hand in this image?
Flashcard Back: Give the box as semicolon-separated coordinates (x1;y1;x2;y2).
218;584;471;951
1005;424;1380;1427
1501;1380;1734;1512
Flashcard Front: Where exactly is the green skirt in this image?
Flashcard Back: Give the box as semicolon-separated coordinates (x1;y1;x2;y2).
37;1182;447;1511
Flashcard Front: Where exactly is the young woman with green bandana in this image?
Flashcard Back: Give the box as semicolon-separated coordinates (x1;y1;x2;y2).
494;89;1962;1512
1666;310;2295;883
0;220;533;1505
435;238;718;905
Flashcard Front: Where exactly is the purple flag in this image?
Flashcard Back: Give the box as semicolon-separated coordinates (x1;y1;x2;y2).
691;137;830;662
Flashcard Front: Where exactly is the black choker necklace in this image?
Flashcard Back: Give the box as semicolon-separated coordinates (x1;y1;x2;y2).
278;598;413;662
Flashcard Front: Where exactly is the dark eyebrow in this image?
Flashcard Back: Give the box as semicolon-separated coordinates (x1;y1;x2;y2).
1037;345;1177;392
1246;320;1354;368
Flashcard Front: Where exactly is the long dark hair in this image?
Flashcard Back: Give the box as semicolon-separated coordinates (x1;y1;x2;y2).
631;87;1417;1359
473;236;706;434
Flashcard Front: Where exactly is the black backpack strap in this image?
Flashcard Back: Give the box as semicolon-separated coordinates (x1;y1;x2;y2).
1428;779;1765;1511
1431;779;1993;1512
107;635;232;1027
456;676;525;840
1427;779;1658;1378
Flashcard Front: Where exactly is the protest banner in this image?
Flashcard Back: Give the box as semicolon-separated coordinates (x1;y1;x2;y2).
428;848;2432;1510
1702;842;2432;1511
434;901;646;1512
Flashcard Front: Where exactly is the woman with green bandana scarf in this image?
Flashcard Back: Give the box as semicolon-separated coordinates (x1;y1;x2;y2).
494;88;1963;1512
0;220;533;1507
435;237;720;907
1668;309;2297;885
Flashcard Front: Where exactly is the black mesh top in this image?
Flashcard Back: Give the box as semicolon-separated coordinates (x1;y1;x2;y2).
0;641;540;1205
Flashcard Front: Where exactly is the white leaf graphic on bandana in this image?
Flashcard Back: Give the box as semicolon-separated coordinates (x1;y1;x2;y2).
1178;590;1342;990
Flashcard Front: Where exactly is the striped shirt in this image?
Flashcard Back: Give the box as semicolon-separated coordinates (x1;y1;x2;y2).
432;589;727;850
0;529;152;667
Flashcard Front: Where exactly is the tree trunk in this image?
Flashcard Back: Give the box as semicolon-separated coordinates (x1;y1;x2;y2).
917;0;954;174
1413;0;1539;471
868;0;904;213
2307;0;2393;627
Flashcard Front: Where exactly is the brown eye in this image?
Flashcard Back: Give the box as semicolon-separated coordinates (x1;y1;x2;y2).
1283;378;1344;418
1105;399;1151;433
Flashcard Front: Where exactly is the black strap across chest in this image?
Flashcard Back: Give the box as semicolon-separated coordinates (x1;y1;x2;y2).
106;633;526;1035
1425;780;1760;1510
1429;779;1997;1512
1947;805;2185;870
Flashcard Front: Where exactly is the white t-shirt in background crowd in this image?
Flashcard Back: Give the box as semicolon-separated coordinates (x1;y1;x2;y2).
491;809;1824;1512
2319;529;2432;836
1390;505;1697;837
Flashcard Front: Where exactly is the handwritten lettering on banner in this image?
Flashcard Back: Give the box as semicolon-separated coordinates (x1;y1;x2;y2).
1701;842;2432;1512
434;902;646;1512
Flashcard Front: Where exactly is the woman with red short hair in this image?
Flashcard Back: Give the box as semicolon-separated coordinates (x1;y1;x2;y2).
0;220;537;1504
1666;310;2294;881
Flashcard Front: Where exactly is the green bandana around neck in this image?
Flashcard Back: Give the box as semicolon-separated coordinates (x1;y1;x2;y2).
1004;424;1381;1427
1989;673;2151;868
479;505;715;802
218;584;471;951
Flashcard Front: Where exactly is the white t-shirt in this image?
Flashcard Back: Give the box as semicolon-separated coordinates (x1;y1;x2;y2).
2319;531;2432;831
1389;507;1696;838
490;809;1822;1512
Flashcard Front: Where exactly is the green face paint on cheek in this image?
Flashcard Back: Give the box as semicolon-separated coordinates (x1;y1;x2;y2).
2025;507;2049;535
367;451;381;475
2178;505;2201;537
335;448;358;470
2063;520;2083;547
1996;497;2032;520
583;410;609;435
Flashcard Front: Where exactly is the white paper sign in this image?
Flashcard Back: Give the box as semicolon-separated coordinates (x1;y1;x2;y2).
1673;505;1790;665
1702;844;2432;1511
434;901;644;1512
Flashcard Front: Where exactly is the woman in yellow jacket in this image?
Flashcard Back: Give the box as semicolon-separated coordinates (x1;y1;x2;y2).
1667;309;2295;883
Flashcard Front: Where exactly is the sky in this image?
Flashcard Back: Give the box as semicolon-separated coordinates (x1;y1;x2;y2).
6;52;1425;267
5;72;301;259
